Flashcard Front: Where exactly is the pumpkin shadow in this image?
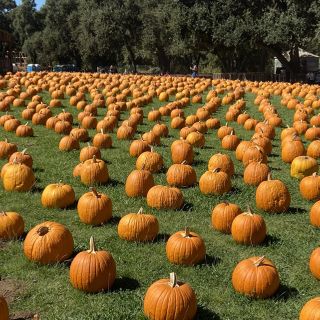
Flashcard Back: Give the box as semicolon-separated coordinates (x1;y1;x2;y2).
198;255;222;268
269;166;281;171
229;187;241;195
261;234;281;247
154;233;170;243
112;277;140;292
273;284;299;301
30;185;44;193
180;202;194;212
108;216;121;225
285;207;307;215
196;306;221;320
64;200;78;211
107;179;124;187
193;159;206;166
268;153;279;158
33;167;44;173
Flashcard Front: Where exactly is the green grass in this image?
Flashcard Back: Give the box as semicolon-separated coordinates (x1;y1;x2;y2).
0;86;319;320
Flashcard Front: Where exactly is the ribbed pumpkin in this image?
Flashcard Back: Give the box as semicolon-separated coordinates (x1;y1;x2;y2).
147;185;184;210
41;182;75;208
232;256;280;298
125;169;154;197
221;131;240;150
77;188;112;225
80;156;109;185
24;221;74;264
300;172;320;200
231;207;266;245
281;138;305;163
2;162;35;192
242;145;267;167
144;272;197;320
243;161;269;186
0;211;25;240
15;123;33;137
310;201;320;227
142;130;161;146
136;148;164;173
70;237;116;293
166;227;205;265
171;139;194;164
307;140;320;159
211;202;242;234
186;131;205;148
217;123;233;139
0;296;9;320
9;148;33;167
166;162;197;187
92;129;112;149
0;139;17;159
129;138;151;157
208;153;234;176
235;141;252;161
79;143;101;162
300;297;320;320
70;127;89;142
118;208;159;242
310;248;320;280
117;124;135;140
59;135;80;151
291;156;318;179
199;168;231;195
256;173;291;213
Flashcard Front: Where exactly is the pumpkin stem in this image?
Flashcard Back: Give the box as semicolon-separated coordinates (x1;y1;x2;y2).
92;155;97;163
169;272;178;287
246;206;253;215
181;160;187;165
100;128;104;134
254;256;265;267
37;226;49;236
90;187;99;197
25;122;29;126
225;122;228;127
212;168;221;173
21;148;27;155
87;142;91;147
88;236;96;253
267;172;272;181
0;211;7;216
137;207;143;214
183;227;190;237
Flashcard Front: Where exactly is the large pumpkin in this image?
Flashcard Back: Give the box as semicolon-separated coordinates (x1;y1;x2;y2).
256;173;291;213
291;156;318;179
300;297;320;320
77;188;112;225
232;256;280;298
144;272;197;320
41;182;75;208
24;221;74;264
70;237;116;293
125;169;154;197
147;185;184;210
0;211;24;240
171;139;194;164
166;227;206;265
118;208;159;242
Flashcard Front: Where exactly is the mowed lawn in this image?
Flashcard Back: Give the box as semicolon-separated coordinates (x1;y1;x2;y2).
0;85;319;320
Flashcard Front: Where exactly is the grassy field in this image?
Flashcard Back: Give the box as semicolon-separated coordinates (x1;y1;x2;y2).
0;86;319;320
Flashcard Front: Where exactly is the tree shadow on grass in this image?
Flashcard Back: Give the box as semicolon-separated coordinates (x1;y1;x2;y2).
112;277;140;292
273;284;299;301
196;306;221;320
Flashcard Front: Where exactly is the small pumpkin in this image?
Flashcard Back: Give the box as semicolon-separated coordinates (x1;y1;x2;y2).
232;256;280;298
24;221;74;264
92;129;112;149
243;161;269;186
242;145;268;167
307;140;320;159
77;188;112;225
125;169;154;197
221;130;240;150
310;201;320;228
199;168;231;195
70;237;116;293
291;156;318;179
41;181;75;208
147;185;184;210
208;153;234;176
9;148;33;167
171;139;194;164
118;207;159;242
211;202;242;234
281;138;305;163
0;211;25;240
300;172;320;200
144;272;197;320
79;143;101;162
0;139;17;159
217;123;233;139
136;148;164;173
80;156;109;185
59;135;80;151
186;131;205;148
166;162;197;187
166;227;206;265
15;123;33;137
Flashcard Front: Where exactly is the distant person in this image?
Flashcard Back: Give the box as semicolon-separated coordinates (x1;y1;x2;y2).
190;64;198;77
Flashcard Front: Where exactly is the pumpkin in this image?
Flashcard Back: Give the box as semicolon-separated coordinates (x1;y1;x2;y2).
305;126;320;141
144;272;197;320
9;148;33;167
243;161;269;186
192;121;207;134
0;139;17;159
256;173;291;213
0;296;9;320
231;207;266;245
142;130;161;146
118;207;159;242
80;156;109;185
24;221;74;264
70;237;116;293
77;188;112;225
70;127;89;142
92;129;112;149
307;140;320;159
125;169;154;197
310;201;320;228
79;143;101;162
171;116;185;129
41;181;75;208
81;114;97;129
147;185;184;210
129;138;151;157
171;139;194;164
242;145;267;167
54;120;72;134
281;138;306;163
291;156;318;179
300;172;320;200
221;130;240;150
152;123;169;137
166;162;197;187
300;297;320;320
2;162;35;192
15;123;33;137
166;227;205;265
235;141;252;161
0;211;25;240
310;248;320;280
199;168;231;195
4;118;21;131
208;153;234;176
217;123;233;139
232;256;280;298
136;148;164;173
251;134;272;155
211;202;242;234
117;125;135;140
59;135;80;151
186;131;205;148
46;116;59;129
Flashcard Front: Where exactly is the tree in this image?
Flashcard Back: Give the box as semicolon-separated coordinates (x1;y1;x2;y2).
0;0;16;31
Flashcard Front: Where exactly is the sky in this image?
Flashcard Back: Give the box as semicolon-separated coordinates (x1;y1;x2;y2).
16;0;45;9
